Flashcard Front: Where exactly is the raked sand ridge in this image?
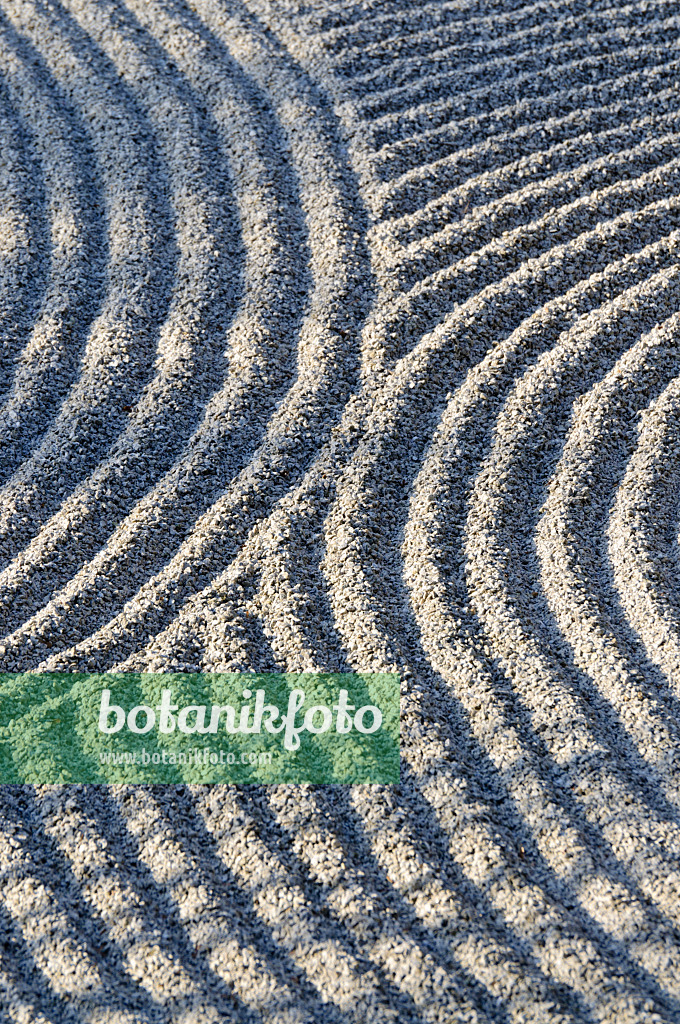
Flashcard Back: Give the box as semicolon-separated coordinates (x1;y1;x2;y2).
1;0;680;1019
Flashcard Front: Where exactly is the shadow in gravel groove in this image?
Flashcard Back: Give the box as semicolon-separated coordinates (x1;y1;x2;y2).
526;581;680;791
52;785;265;1023
143;784;358;1024
254;514;356;674
235;598;288;674
0;901;84;1024
132;563;286;673
315;0;537;52
28;0;373;672
305;631;679;1017
0;0;247;638
282;399;680;1012
240;784;515;1024
605;391;680;684
0;12;109;482
0;787;168;1021
0;2;177;554
326;781;599;1024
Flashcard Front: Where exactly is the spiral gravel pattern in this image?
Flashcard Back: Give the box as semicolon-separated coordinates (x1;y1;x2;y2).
1;0;680;1019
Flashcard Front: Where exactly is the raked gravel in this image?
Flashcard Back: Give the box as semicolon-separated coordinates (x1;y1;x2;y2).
1;0;680;1020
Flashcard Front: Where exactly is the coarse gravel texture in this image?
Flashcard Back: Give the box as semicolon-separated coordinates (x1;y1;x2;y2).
0;0;679;1020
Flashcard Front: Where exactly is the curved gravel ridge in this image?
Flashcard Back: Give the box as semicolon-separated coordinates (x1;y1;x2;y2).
0;12;107;483
608;373;680;694
0;86;45;410
2;0;680;1021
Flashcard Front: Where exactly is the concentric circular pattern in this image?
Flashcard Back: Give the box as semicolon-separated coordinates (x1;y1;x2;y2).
1;0;680;1019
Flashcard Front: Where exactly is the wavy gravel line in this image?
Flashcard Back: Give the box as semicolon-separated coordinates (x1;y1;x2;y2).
6;0;369;675
609;376;680;693
318;0;595;62
379;145;680;296
351;17;680;124
0;0;311;661
140;507;587;1018
0;789;149;1023
401;300;680;1017
536;313;680;791
359;36;680;147
0;0;240;584
375;108;680;280
0;16;106;484
110;785;325;1024
35;785;261;1024
462;270;680;923
365;62;680;218
0;0;175;557
0;0;280;638
187;784;409;1024
342;0;675;94
125;227;680;1020
317;292;680;1022
26;195;679;673
66;22;680;1007
0;93;43;407
372;88;678;211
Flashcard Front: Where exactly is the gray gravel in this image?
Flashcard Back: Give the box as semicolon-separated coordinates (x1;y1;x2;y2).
1;0;680;1020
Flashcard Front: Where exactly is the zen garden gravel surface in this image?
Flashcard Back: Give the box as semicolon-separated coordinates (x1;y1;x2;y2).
1;0;680;1020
